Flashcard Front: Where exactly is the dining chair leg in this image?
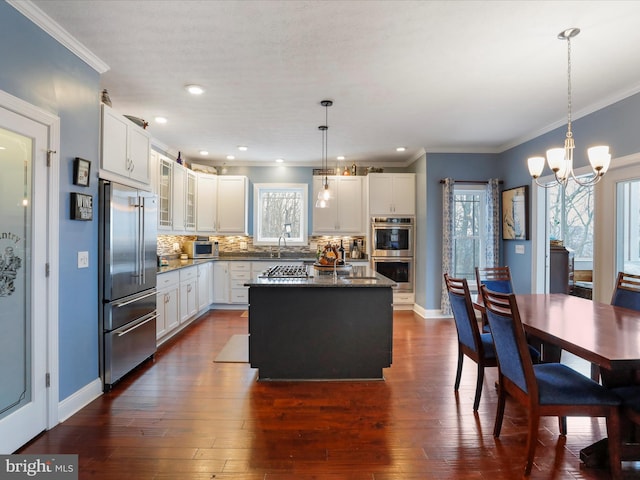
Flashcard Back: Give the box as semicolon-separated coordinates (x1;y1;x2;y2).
606;411;622;480
454;350;463;391
473;363;484;411
493;381;506;437
524;414;540;476
558;416;567;436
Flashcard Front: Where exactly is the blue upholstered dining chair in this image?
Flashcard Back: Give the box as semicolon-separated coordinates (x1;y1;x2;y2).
480;285;622;479
475;266;513;294
611;271;640;311
444;274;497;412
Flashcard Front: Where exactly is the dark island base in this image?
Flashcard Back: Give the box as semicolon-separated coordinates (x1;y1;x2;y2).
248;286;393;380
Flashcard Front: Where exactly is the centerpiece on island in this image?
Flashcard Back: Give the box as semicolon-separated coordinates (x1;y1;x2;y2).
314;243;351;273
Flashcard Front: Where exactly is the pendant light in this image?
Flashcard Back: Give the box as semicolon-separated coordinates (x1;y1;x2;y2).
315;99;333;208
527;28;611;188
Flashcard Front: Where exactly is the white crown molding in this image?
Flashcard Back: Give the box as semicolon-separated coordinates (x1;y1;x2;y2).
7;0;110;74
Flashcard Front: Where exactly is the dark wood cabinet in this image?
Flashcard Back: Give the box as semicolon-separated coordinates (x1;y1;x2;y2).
549;246;574;294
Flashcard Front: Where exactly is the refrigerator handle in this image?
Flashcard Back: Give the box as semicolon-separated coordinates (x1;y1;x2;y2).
139;196;146;285
130;195;143;284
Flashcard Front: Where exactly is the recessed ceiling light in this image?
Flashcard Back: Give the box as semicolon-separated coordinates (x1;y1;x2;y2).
275;158;284;163
226;155;235;160
238;146;248;151
199;150;209;156
154;116;168;124
396;146;407;152
185;84;205;95
337;155;345;161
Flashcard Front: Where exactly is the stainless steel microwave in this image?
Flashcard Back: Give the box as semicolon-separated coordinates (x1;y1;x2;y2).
185;240;218;258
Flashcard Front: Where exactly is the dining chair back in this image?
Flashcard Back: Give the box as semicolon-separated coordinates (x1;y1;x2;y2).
444;274;497;412
480;285;622;479
475;266;513;294
611;271;640;311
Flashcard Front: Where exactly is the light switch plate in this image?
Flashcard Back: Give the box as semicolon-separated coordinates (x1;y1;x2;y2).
78;251;89;268
240;241;247;250
515;244;525;254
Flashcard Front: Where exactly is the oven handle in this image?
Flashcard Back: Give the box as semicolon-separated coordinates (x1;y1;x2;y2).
116;314;158;337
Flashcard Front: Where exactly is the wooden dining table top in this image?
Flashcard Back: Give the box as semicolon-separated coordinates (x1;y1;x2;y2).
474;293;640;372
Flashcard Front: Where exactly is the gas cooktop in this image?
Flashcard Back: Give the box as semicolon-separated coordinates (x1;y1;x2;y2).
261;265;309;278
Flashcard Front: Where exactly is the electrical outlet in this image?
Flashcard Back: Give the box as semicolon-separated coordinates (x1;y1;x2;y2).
515;244;525;254
310;241;317;252
78;251;89;268
240;241;247;250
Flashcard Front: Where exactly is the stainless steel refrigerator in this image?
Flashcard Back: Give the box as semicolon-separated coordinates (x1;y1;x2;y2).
99;180;158;390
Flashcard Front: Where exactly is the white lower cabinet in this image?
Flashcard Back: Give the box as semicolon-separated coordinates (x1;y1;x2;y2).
197;262;211;312
156;271;180;341
229;261;251;304
179;266;198;323
212;261;229;304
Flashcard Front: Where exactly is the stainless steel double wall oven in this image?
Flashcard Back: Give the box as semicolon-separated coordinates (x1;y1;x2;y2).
371;217;414;293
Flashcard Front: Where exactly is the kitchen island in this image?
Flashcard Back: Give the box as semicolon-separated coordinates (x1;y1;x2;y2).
245;264;395;380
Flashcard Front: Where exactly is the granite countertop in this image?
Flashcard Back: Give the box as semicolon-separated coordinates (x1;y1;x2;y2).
157;254;368;274
244;264;395;288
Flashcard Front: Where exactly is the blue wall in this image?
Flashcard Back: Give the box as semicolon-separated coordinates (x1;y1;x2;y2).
0;3;101;401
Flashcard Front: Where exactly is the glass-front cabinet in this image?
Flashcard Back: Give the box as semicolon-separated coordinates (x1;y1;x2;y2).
158;156;173;229
185;170;196;231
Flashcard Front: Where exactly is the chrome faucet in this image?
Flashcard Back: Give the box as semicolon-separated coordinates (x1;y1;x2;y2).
277;235;287;258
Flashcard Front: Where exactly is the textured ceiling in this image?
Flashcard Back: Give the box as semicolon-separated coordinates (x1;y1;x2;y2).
22;0;640;167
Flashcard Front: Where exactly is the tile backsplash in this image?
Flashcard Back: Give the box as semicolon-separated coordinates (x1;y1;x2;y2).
157;234;366;257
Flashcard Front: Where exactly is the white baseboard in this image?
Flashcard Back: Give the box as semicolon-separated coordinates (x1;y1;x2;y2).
57;378;102;423
413;304;452;319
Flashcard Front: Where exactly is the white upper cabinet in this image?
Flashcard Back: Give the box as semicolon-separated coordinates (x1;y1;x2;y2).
312;176;365;234
100;104;150;187
216;176;248;234
368;173;415;215
196;173;218;233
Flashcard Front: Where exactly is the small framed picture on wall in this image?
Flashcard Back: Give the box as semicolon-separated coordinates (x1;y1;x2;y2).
73;157;91;187
502;185;529;240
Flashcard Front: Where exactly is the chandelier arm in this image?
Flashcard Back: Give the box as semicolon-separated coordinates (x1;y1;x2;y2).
568;169;603;187
533;177;559;189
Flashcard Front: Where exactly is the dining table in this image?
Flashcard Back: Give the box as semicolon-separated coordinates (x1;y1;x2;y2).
473;293;640;466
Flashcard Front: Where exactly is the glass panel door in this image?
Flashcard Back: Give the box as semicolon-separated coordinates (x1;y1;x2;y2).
0;126;32;420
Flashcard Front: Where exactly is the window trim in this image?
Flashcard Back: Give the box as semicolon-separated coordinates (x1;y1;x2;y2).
252;183;308;246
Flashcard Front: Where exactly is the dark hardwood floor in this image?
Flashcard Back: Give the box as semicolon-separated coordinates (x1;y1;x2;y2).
19;310;640;479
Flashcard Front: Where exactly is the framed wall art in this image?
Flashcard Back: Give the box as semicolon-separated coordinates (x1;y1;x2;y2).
502;185;529;240
70;192;93;221
73;157;91;187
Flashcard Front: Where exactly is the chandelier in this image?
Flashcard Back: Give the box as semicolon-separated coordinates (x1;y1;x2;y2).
315;99;333;208
527;28;611;188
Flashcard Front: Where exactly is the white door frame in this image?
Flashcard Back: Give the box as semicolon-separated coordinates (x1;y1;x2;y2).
593;152;640;302
0;89;60;430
